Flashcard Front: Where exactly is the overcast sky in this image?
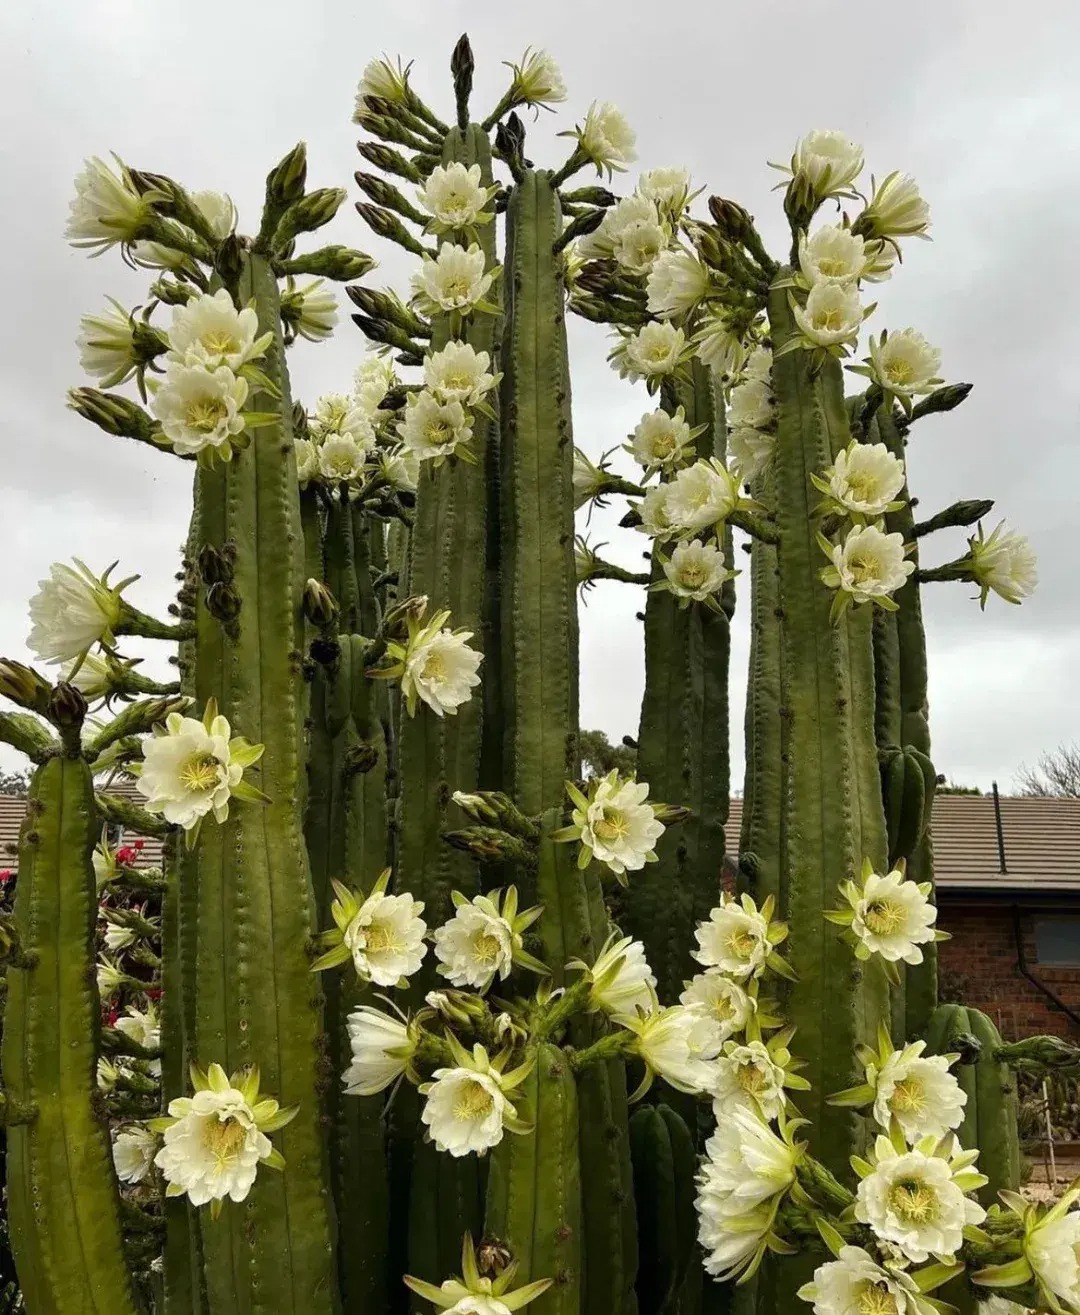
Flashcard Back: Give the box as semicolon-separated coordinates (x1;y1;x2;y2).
1;1;1078;792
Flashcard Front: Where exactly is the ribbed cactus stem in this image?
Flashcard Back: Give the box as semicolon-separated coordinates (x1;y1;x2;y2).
187;251;336;1313
768;276;890;1171
626;359;731;1005
1;750;140;1314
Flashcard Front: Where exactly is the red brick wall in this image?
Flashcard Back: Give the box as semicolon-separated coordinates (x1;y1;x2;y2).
937;899;1080;1040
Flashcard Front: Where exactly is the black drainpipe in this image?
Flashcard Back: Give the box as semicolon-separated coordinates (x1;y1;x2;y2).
992;781;1008;873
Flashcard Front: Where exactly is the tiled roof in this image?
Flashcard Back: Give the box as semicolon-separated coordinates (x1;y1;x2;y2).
726;794;1080;894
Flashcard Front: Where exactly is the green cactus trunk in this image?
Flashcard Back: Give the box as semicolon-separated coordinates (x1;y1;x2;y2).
629;1103;699;1315
626;361;731;1007
1;751;140;1314
186;251;336;1314
304;495;390;1310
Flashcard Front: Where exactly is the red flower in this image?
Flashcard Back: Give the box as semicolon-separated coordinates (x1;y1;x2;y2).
115;847;139;867
0;869;12;884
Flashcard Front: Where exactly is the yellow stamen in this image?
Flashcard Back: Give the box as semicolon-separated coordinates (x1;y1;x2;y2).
857;1284;899;1315
888;1178;938;1225
186;399;228;434
593;809;628;843
889;1077;925;1115
203;1116;247;1165
471;933;503;964
863;899;905;936
180;754;221;794
453;1079;494;1121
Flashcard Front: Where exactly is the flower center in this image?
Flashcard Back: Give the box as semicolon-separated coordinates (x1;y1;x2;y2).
362;918;403;957
471;932;504;964
444;370;473;393
204;1116;247;1164
327;453;356;478
680;563;707;589
857;1284;899;1315
886;357;915;385
594;809;628;843
888;1177;938;1225
844;471;878;503
202;329;240;357
425;420;454;448
863;898;905;936
186;397;228;434
442;276;471;301
712;994;735;1021
727;928;758;960
737;1063;769;1095
179;753;221;794
420;650;447;683
817;255;850;278
815;306;845;331
890;1077;925;1114
454;1079;495;1121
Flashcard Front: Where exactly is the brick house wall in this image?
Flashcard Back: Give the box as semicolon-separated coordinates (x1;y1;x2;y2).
937;898;1080;1040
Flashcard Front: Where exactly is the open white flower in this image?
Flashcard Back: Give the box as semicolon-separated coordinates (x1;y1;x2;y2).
584;933;657;1019
411;243;495;316
821;523;913;609
284;279;339;342
793;282;865;350
728;426;776;487
424;341;498;407
867;329;942;402
696;1107;799;1279
694;895;773;980
858;172;931;242
78;300;145;388
191;189;237;239
129;240;198;276
295;438;319;486
578;195;658;261
871;1043;967;1142
798;224;868;286
418;163;493;231
798;1245;936;1315
401;617;483;718
616;322;688;383
378;446;420;493
661;539;731;603
398;390;473;464
355;354;397;412
154;1063;294;1209
854;1135;986;1262
622;1002;719;1096
508;47;566;106
636;483;678;540
712;1040;787;1122
727;379;776;432
311;392;376;445
693;312;745;377
167;289;268;371
113;1125;158;1184
815;441;906;519
434;895;515;992
638;167;694;219
66;156;151;253
666;459;739;534
968;521;1038;607
680;972;756;1048
317;433;367;483
343;1006;417;1096
613;215;670;276
577;102;637;176
862;239;899;284
151;361;249;458
27;559;129;665
850;867;938;964
137;701;264;832
97;955;126;996
420;1044;531;1158
744;345;773;383
575;770;665;877
355;55;410;111
116;1001;160;1052
343;888;427;986
1026;1206;1080;1311
630;406;694;473
786;129;864;199
646;247;710;318
104;920;136;953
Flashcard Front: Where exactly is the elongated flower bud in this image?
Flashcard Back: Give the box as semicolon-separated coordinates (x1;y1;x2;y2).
278;245;375;282
273;188;347;250
67;388;159;443
355;141;424;184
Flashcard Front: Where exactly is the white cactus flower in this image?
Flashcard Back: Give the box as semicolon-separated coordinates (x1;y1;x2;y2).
680;972;756;1048
694;896;773;980
647;248;710;319
798;224;869;286
420;1050;522;1158
104;921;137;953
66;155;151;253
191;189;237;239
418;162;493;231
793;282;865;350
424;341;498;407
618;322;688;382
113;1125;159;1184
727;426;776;487
129;240;199;275
354;354;397;413
862;239;899;283
317;433;367;483
1026;1208;1080;1312
342;888;427;986
150;361;249;458
712;1040;787;1122
871;1044;967;1143
851;868;938;965
295;438;319;487
310;393;376;445
577;771;664;877
867;329;943;402
137;702;263;832
787;129;864;199
77;300;142;388
968;521;1038;607
693;312;746;378
411;243;495;316
665;459;739;534
661;539;731;603
858;172;931;241
586;934;657;1019
625;1003;720;1095
97;955;126;996
818;441;906;518
166;289;268;371
854;1135;986;1263
508;47;567;106
744;345;773;384
798;1245;936;1315
821;523;914;608
578;195;659;261
577;101;637;177
116;1002;160;1053
27;559;128;665
287;279;339;342
637;167;694;219
343;1006;417;1097
378;446;420;493
629;406;694;473
402;621;483;718
434;897;515;993
355;55;410;107
613;216;670;276
727;378;776;433
636;483;678;540
397;390;473;464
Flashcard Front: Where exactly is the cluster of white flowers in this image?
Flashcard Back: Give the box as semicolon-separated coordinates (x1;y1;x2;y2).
727;345;777;488
636;457;743;605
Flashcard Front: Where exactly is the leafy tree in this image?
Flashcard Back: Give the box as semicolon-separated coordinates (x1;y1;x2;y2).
936;781;983;795
1015;742;1080;798
579;728;637;779
0;768;30;796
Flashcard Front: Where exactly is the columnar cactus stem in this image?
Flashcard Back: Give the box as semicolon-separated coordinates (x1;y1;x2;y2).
625;359;731;1005
187;251;336;1313
1;746;140;1313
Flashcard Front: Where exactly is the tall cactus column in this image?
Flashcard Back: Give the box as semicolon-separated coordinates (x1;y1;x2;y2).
187;251;336;1313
